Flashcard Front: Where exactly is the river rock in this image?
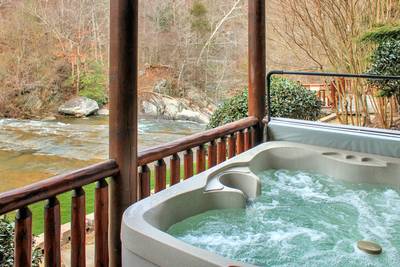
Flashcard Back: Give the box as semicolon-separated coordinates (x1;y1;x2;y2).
176;109;209;124
153;79;168;94
139;94;210;123
97;108;110;116
58;97;99;117
43;116;57;121
162;97;185;118
142;101;158;116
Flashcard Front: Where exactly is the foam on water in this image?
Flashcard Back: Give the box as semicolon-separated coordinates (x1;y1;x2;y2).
167;170;400;267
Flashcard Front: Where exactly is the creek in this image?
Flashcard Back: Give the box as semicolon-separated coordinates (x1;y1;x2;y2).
0;116;205;193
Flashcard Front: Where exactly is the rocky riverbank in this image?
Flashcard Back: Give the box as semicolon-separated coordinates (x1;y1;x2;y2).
139;92;213;124
56;93;213;124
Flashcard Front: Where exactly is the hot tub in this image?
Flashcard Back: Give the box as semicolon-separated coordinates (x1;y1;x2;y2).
122;139;400;267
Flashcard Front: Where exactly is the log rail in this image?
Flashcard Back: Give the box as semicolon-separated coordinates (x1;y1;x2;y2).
0;160;119;267
137;116;259;199
0;116;260;266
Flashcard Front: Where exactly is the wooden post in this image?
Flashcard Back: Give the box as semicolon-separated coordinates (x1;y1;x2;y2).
139;165;151;200
236;131;245;155
155;159;167;192
227;134;236;159
14;207;32;267
196;145;206;174
244;128;251;151
184;149;194;179
44;197;61;267
217;137;227;164
248;0;266;145
170;154;181;185
71;187;86;267
207;141;217;168
95;179;109;267
109;0;139;265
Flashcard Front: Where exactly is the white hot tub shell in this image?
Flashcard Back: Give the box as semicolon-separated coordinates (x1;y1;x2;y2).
122;140;400;267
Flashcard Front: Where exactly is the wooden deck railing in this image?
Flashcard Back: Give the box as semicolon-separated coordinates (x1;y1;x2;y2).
137;116;259;200
0;160;119;267
0;116;260;266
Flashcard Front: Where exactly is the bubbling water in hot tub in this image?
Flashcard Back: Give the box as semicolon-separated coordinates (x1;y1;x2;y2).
167;169;400;267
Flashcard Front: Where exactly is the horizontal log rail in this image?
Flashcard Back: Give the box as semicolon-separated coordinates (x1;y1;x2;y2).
138;116;259;166
0;116;261;266
0;160;119;214
0;160;118;267
137;116;260;200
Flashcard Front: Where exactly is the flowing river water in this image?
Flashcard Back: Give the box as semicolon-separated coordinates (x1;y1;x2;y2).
0;117;205;193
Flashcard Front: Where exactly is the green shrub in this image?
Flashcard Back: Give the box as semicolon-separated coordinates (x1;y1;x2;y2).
190;1;211;35
207;90;249;129
65;62;108;106
208;77;322;128
368;40;400;106
270;77;322;120
78;62;108;106
362;23;400;109
0;216;42;267
156;5;174;31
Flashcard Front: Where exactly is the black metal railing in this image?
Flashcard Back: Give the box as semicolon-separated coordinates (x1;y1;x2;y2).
266;70;400;121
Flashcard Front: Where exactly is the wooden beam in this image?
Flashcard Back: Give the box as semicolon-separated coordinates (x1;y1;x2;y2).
248;0;266;145
109;0;139;266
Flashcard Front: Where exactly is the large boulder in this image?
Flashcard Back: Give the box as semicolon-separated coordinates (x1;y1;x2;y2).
142;101;158;117
139;93;211;123
58;97;99;117
176;109;209;124
97;108;110;116
153;79;169;94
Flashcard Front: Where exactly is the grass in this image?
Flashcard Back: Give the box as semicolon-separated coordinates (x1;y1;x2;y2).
23;163;200;234
29;184;96;235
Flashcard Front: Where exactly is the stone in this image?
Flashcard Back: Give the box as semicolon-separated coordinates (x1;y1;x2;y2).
153;79;168;94
141;101;158;116
176;109;209;124
139;94;211;123
58;97;99;117
97;108;109;116
43;116;57;121
357;240;382;255
163;97;185;118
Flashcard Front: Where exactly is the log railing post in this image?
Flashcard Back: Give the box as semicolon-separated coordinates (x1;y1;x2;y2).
196;145;206;174
95;179;109;267
139;165;151;199
155;159;167;192
170;154;181;185
248;0;266;145
71;187;86;267
44;197;61;267
14;207;32;267
236;131;245;155
109;0;139;265
227;134;236;159
207;141;217;168
217;137;227;164
183;149;193;179
244;128;251;151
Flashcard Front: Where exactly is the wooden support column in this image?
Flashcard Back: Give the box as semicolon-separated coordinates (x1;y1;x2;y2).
248;0;266;145
109;0;139;266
